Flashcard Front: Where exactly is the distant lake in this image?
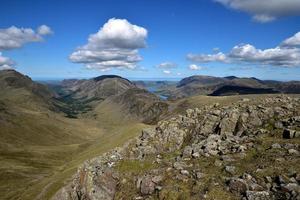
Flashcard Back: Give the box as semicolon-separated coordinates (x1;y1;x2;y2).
145;85;168;100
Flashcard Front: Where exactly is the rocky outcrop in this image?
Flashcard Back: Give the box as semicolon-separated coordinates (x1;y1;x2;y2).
53;95;300;200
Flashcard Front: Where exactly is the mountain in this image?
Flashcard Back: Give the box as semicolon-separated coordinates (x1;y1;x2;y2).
166;75;300;99
0;69;55;109
58;76;169;123
210;85;279;96
177;75;227;87
61;75;135;102
108;88;168;124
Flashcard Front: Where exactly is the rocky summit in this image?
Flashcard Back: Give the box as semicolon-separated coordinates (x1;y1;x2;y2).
53;95;300;200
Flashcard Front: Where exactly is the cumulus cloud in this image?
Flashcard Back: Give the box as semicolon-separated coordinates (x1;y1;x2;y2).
0;52;15;70
281;32;300;47
189;64;203;70
0;25;52;50
163;70;171;74
157;62;177;69
187;31;300;67
69;18;147;71
37;25;53;35
0;25;52;70
214;0;300;22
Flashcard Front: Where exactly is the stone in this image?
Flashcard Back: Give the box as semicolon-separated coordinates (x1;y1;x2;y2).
173;162;186;170
196;172;205;180
214;159;223;167
225;165;236;175
192;152;200;158
140;176;155;195
288;149;299;155
274;121;283;129
246;191;271;200
228;178;248;195
182;146;193;158
271;143;281;149
281;183;300;193
180;170;189;176
248;183;264;191
152;175;163;184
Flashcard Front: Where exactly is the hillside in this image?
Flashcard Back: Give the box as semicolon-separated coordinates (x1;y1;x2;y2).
166;75;300;99
0;70;149;200
61;75;136;102
108;88;169;124
0;69;55;109
53;95;300;200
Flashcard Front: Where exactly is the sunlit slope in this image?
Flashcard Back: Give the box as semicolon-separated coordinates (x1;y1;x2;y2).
0;70;148;200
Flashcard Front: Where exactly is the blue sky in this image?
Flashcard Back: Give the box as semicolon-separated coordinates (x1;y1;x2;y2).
0;0;300;80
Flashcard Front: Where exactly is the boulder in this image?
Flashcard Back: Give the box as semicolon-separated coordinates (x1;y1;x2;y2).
228;178;248;195
140;176;155;195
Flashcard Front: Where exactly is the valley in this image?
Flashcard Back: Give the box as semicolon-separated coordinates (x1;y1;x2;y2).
0;69;300;199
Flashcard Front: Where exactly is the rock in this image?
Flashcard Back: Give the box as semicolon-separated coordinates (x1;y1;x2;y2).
281;183;300;193
140;176;155;195
288;149;299;155
180;170;189;176
196;172;205;180
271;143;281;149
274;121;283;129
248;183;264;191
225;165;236;175
228;178;248;195
192;152;200;158
182;146;193;158
265;176;273;183
173;162;186;170
246;191;272;200
92;168;118;200
283;129;297;139
152;175;163;184
242;98;250;102
214;159;223;167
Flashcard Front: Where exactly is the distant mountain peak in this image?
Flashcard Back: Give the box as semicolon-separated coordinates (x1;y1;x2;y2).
224;76;238;80
93;75;131;83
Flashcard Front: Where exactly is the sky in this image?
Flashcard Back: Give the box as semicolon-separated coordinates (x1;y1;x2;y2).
0;0;300;81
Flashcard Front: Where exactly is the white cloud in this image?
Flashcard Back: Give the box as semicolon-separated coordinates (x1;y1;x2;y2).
187;52;227;63
0;52;15;70
187;31;300;67
214;0;300;22
177;72;182;76
0;25;52;50
69;18;147;71
163;70;171;74
281;32;300;47
157;62;177;69
37;25;53;35
189;64;203;70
